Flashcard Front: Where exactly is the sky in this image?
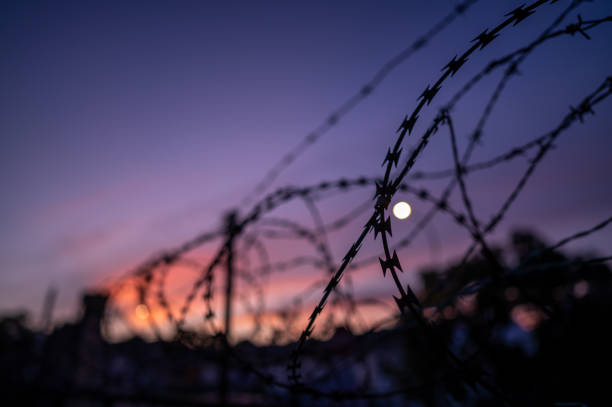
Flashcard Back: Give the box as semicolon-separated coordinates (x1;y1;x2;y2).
1;0;612;335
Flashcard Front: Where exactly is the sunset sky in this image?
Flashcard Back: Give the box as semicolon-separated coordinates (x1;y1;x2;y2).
1;0;611;334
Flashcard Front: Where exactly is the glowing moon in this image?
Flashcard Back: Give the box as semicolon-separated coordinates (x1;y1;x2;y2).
393;201;412;219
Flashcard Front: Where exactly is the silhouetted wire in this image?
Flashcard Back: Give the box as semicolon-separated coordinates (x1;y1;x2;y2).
379;0;588;329
431;213;612;311
236;176;472;277
289;1;586;402
446;14;612;108
459;78;612;266
402;0;588;309
98;1;612;402
239;0;480;207
422;74;612;314
360;7;612;281
520;214;612;266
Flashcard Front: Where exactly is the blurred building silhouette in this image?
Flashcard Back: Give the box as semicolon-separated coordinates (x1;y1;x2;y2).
1;231;612;406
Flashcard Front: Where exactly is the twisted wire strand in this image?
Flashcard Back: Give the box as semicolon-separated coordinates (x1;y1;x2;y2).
97;2;612;402
240;0;480;206
289;1;560;399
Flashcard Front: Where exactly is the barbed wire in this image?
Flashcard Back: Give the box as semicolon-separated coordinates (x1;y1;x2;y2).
105;67;612;404
427;213;612;312
288;1;564;394
93;0;612;403
240;0;480;207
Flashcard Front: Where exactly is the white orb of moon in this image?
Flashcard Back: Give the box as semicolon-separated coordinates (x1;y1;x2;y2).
393;201;412;219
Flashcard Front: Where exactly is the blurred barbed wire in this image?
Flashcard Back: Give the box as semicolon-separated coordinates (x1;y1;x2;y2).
92;0;612;404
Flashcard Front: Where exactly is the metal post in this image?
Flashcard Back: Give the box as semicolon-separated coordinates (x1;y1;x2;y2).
40;286;58;334
220;210;238;405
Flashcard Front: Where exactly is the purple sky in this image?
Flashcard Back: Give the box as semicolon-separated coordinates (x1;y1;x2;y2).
1;0;612;327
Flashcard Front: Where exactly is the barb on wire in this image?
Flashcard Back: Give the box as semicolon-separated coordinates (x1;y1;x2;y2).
240;0;480;206
92;2;612;404
289;0;556;397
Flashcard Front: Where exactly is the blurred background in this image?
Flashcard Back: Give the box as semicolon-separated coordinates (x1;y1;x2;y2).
1;0;612;405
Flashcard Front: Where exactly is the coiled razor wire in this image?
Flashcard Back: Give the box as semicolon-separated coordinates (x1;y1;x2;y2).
99;0;612;402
